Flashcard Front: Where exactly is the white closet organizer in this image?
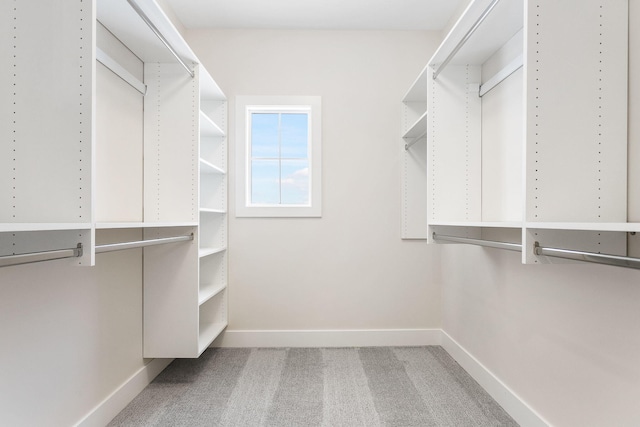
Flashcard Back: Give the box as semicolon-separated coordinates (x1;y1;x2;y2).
407;0;633;266
1;0;228;357
400;74;428;239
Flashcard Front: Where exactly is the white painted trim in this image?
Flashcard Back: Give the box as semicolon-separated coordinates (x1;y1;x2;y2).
75;358;173;427
441;331;550;427
212;329;442;348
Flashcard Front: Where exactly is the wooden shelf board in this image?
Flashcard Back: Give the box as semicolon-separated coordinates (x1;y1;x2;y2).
525;222;640;232
199;208;227;214
199;284;227;306
96;222;197;229
198;321;228;355
429;221;523;228
200;69;226;101
0;223;92;232
200;158;226;175
200;111;225;137
403;110;428;139
199;247;226;258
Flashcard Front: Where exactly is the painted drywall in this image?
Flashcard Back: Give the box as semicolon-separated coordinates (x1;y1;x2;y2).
0;29;149;426
186;29;442;332
440;3;640;426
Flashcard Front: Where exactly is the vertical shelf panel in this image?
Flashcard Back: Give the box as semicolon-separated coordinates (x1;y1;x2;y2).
525;0;628;223
144;62;198;224
143;226;199;358
428;65;482;222
0;1;94;225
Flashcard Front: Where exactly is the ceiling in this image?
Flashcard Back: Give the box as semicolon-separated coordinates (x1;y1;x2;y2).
163;0;465;31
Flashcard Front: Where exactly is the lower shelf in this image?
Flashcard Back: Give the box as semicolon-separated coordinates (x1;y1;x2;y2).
198;321;228;355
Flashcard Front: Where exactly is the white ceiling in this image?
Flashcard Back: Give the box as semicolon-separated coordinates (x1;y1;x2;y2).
163;0;465;31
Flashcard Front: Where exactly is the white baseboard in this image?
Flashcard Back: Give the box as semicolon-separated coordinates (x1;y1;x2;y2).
441;331;550;427
212;328;442;348
75;358;173;427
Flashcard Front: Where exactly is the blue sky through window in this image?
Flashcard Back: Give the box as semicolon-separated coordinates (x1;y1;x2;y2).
250;111;310;205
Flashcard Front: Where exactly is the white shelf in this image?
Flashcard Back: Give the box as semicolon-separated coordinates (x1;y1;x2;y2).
96;222;197;229
199;208;226;214
0;223;92;233
200;69;226;101
199;283;227;306
403;64;430;102
428;0;523;68
200;158;226;175
525;223;640;233
429;221;523;229
200;111;225;137
199;247;226;258
198;321;227;355
403;110;428;140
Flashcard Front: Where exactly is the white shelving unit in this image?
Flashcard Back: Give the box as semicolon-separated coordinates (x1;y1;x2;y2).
413;0;630;266
1;0;228;357
95;0;229;358
400;68;429;239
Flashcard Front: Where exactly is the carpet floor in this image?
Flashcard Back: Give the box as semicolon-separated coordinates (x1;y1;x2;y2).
108;346;518;426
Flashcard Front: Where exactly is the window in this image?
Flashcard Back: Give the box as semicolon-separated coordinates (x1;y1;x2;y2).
236;96;321;217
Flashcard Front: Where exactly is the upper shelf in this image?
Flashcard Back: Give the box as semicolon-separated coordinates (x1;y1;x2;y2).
97;0;196;64
428;0;523;69
0;223;92;233
200;69;226;101
403;111;428;140
525;223;640;233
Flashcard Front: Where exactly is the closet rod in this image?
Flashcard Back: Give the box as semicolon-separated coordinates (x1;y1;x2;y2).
405;130;427;150
432;232;522;252
533;242;640;270
0;244;83;268
95;233;194;254
433;0;502;80
126;0;195;78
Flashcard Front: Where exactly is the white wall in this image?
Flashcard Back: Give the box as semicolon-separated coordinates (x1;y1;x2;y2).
440;3;640;426
187;30;442;335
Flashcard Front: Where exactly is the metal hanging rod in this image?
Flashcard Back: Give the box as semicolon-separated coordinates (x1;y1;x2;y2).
533;242;640;270
433;0;502;80
126;0;195;78
404;130;427;150
0;244;83;268
95;233;194;254
433;232;522;252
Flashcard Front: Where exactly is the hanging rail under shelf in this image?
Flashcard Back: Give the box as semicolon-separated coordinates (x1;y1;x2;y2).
126;0;195;78
533;242;640;270
432;0;502;80
95;233;194;253
432;232;522;252
0;244;83;268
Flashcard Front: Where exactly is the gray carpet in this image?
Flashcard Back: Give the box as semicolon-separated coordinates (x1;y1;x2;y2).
109;346;518;426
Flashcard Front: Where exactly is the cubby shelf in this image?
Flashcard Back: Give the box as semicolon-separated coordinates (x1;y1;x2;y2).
199;283;227;306
430;221;522;229
200;158;226;175
199;208;226;214
199;247;226;258
198;321;228;355
403;110;428;140
200;111;225;137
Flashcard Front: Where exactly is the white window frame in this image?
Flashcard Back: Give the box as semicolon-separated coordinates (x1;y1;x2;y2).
235;95;322;217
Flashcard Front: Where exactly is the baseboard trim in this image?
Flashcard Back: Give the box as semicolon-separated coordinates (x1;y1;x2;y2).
75;358;173;427
441;331;550;427
212;328;442;348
